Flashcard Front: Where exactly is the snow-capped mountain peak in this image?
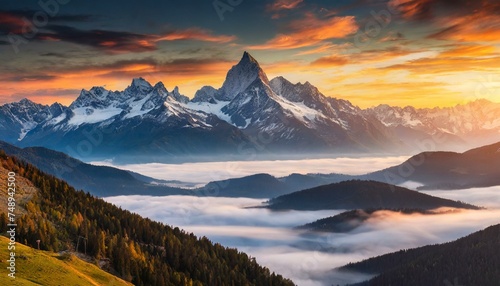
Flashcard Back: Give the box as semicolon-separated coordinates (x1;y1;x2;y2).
127;77;153;95
170;86;189;104
218;51;270;101
65;78;202;127
1;52;498;159
269;76;323;104
0;98;69;141
192;86;218;103
70;87;113;109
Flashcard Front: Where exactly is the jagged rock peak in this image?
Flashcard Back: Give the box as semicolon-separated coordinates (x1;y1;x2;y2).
218;51;270;101
192;86;218;103
240;51;260;65
170;86;189;103
127;77;153;94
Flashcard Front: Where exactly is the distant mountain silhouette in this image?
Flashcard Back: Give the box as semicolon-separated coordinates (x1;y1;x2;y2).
297;208;447;233
197;141;500;196
0;141;189;197
267;180;480;211
366;141;500;190
198;172;354;198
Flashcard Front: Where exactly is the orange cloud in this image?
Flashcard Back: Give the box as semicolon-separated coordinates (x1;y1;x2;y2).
389;0;500;43
266;0;304;18
388;0;433;20
266;0;304;12
310;55;349;67
157;29;236;43
304;46;417;69
250;13;358;50
294;43;339;56
383;54;500;74
429;14;500;43
439;45;498;58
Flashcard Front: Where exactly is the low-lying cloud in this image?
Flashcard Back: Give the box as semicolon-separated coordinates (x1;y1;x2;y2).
105;186;500;286
93;156;409;184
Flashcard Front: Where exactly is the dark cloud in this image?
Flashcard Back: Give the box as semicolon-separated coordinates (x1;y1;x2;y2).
10;88;80;98
37;24;157;53
0;9;235;53
0;9;94;23
0;11;26;35
0;9;93;35
2;74;58;81
0;56;232;85
39;52;68;57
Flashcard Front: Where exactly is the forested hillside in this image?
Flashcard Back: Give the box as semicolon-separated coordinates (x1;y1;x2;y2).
0;150;294;286
340;224;500;286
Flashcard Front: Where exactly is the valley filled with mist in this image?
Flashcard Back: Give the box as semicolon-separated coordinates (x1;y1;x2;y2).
96;151;500;285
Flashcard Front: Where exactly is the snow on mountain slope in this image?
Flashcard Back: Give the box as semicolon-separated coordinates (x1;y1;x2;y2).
191;86;218;103
274;97;327;126
1;52;498;160
68;106;123;126
185;100;232;123
0;99;67;142
12;77;252;160
185;53;405;152
49;78;197;129
366;99;500;149
270;76;354;129
218;51;270;101
367;100;500;135
189;53;336;131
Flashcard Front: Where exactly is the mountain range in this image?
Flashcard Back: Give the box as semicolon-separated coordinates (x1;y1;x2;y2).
1;52;499;162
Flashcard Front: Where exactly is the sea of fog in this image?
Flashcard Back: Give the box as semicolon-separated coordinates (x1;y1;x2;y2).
91;156;409;185
105;185;500;286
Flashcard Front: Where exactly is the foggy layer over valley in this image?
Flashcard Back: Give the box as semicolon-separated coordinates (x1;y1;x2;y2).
105;185;500;286
92;156;409;184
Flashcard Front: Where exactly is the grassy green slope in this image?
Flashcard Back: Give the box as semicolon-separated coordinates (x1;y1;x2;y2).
0;236;132;286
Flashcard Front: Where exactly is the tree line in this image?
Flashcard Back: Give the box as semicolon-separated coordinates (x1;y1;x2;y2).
0;150;294;286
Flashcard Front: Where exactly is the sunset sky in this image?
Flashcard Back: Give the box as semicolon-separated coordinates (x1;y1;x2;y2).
0;0;499;108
